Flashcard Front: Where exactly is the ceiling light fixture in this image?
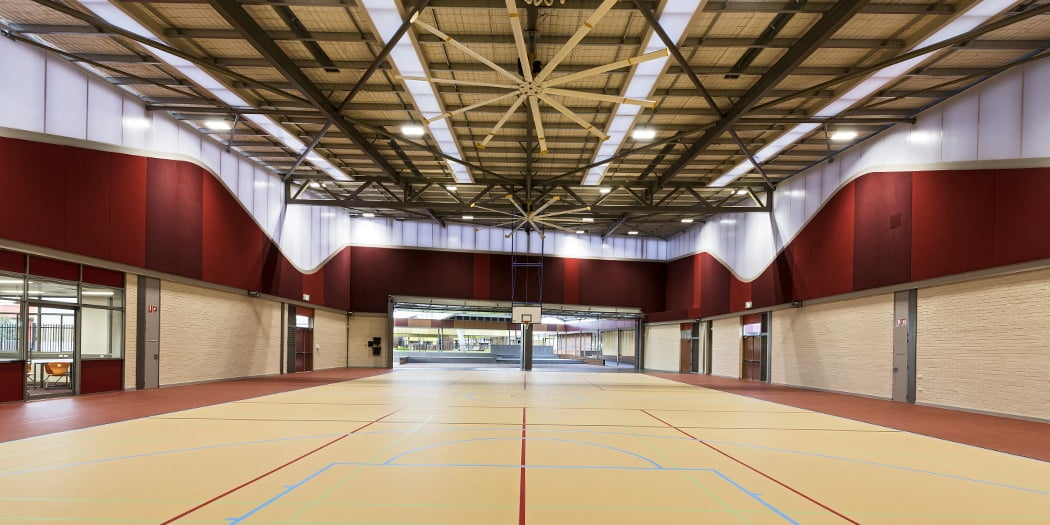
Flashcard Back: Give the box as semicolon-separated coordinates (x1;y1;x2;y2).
632;128;657;140
681;218;694;223
709;0;1015;187
359;0;472;184
627;231;639;235
78;0;351;182
462;215;474;220
401;124;425;136
362;212;376;218
830;130;858;142
582;217;595;223
598;187;612;194
583;0;705;186
204;119;232;131
575;230;585;234
446;186;458;192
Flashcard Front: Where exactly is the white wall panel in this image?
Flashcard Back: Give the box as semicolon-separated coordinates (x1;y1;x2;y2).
1021;58;1050;159
977;73;1023;161
200;139;221;176
177;122;202;160
44;58;88;140
909;111;944;165
940;95;979;162
151;115;179;155
0;38;46;132
218;151;238;191
120;98;150;150
86;77;123;145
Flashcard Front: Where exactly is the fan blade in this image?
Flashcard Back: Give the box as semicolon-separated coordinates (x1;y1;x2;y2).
532;219;578;234
424;91;518;125
534;0;619;83
531;195;560;216
528;95;548;154
415;20;522;83
469;203;517;216
535;206;592;219
479;94;527;149
505;0;533;82
544;49;670;87
537;93;609;141
506;193;529;217
398;75;518;90
546;87;657;109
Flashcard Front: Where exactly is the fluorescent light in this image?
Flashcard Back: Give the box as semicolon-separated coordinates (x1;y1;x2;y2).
582;0;705;185
204;119;231;131
681;218;694;223
401;124;425;136
0;279;22;285
627;231;639;235
446;186;458;192
598;187;612;194
632;128;656;140
362;212;376;218
462;215;474;220
575;230;585;234
710;0;1013;187
582;217;595;223
735;189;749;195
360;0;473;184
82;291;115;297
830;130;858;142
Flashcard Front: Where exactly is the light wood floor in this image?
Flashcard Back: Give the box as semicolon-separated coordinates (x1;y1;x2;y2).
0;369;1047;524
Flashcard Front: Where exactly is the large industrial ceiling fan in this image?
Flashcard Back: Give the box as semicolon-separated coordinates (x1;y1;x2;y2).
401;0;668;154
470;194;592;238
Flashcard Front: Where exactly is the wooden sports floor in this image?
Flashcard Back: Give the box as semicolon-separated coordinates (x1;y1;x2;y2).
0;369;1048;524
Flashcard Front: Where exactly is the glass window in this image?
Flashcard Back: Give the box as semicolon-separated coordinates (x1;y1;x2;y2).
0;298;20;358
26;279;77;303
81;308;123;359
81;285;124;308
0;274;23;300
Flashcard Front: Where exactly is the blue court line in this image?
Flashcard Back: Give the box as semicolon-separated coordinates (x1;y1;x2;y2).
0;433;344;478
226;458;798;525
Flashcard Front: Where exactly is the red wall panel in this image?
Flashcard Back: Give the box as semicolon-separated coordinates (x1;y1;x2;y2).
145;158;180;275
0;249;25;273
993;168;1050;266
541;257;566;305
174;166;203;279
82;266;124;288
261;246;302;300
108;153;147;267
488;254;513;302
563;258;580;305
80;359;123;394
729;276;751;313
665;256;695;310
472;253;491;300
302;269;325;306
324;247;352;311
698;253;730;318
577;259;665;313
0;361;24;403
0;138;67;248
853;171;913;290
911;170;996;280
62;148;111;260
200;175;265;291
350;247;476;312
28;256;79;281
751;254;793;308
787;183;855;300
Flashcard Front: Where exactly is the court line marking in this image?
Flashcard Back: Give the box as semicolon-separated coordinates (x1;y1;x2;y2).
160;406;405;524
642;409;859;524
519;407;527;525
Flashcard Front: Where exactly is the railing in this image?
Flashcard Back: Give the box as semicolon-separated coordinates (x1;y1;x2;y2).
32;324;75;353
0;325;16;352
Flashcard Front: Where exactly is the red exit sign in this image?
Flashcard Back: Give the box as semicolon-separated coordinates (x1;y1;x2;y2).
147;305;159;314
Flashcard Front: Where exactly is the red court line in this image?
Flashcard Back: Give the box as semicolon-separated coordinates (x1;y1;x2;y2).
519;407;527;525
162;406;405;524
640;409;859;525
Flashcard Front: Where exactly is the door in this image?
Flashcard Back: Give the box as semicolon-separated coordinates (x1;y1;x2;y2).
137;277;160;389
294;327;313;372
741;314;766;381
892;290;916;403
26;303;77;399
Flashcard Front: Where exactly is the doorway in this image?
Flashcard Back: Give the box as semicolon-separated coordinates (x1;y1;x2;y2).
26;303;77;399
292;308;314;372
741;313;769;382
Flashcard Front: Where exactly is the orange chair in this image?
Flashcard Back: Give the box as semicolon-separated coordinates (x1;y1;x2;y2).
25;361;34;386
43;362;70;389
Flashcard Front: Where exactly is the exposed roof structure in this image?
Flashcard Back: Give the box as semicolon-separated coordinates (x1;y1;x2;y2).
2;0;1047;237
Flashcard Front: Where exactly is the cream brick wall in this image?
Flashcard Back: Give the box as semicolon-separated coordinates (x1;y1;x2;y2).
644;323;680;372
348;313;387;367
917;268;1050;420
771;294;893;398
159;280;282;385
123;275;137;390
711;318;741;378
313;309;348;370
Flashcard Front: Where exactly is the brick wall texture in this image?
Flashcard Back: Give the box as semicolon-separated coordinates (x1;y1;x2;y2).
123;274;137;390
711;318;741;378
348;314;387;367
159;280;281;385
771;294;893;398
917;267;1050;420
313;309;348;370
644;323;680;372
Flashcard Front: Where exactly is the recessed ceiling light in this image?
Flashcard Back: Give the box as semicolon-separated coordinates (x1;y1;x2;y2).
362;212;376;218
575;230;585;234
598;187;612;194
446;186;458;192
632;128;656;140
462;215;474;220
627;231;639;235
681;218;694;223
204;119;232;131
830;130;858;141
736;189;749;195
582;217;595;223
401;124;425;137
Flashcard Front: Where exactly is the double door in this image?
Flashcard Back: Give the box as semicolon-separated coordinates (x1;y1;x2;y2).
25;302;78;399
